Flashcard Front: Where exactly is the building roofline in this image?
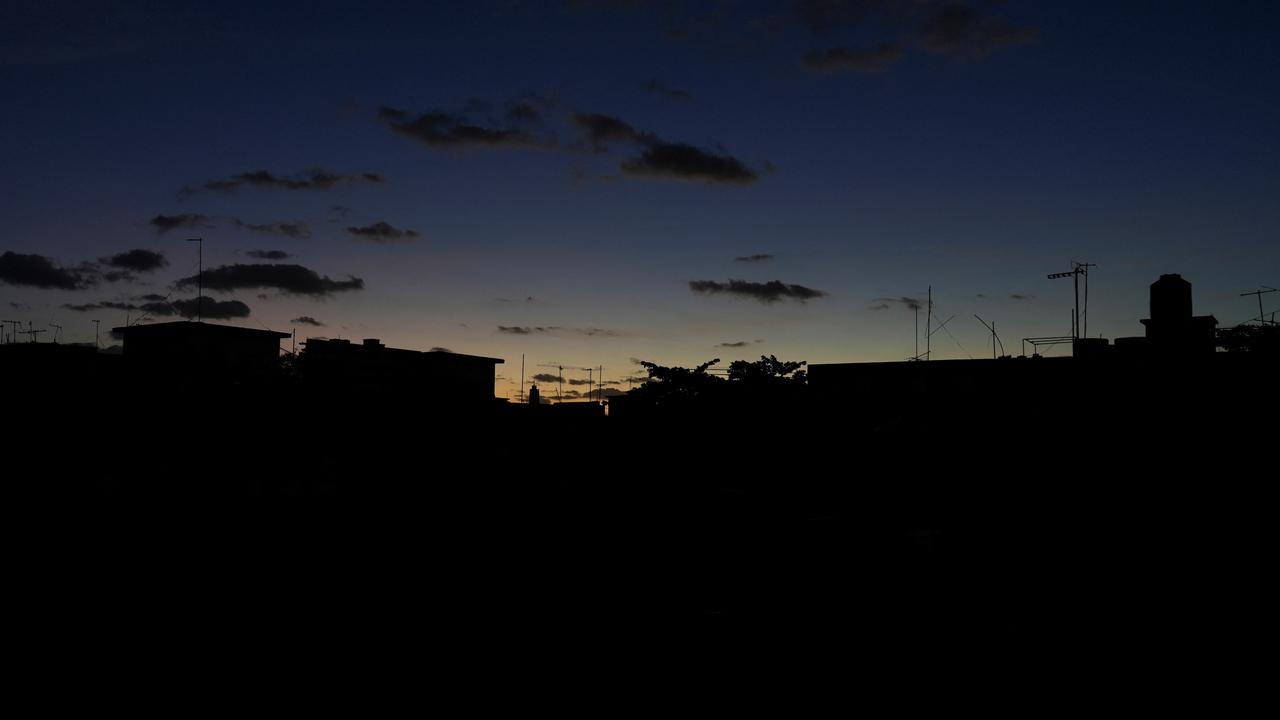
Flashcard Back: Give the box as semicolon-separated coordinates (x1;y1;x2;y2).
111;320;290;339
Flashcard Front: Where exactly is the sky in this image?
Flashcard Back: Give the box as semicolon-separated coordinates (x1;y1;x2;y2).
2;0;1277;398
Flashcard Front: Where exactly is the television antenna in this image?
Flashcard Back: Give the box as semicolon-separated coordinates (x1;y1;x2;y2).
1047;261;1095;339
48;322;63;343
18;322;46;343
974;315;1005;359
1240;286;1277;325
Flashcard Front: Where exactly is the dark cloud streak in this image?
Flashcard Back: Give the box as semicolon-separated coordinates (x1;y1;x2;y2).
176;264;364;297
0;252;97;290
689;279;827;303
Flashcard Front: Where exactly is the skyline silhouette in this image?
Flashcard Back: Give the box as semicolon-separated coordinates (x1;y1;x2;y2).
3;2;1278;400
2;2;1278;645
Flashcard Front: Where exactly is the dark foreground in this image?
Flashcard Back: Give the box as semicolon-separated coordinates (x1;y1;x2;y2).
11;357;1276;676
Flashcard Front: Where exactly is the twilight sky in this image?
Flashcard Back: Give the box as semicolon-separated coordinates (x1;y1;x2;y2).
2;0;1277;398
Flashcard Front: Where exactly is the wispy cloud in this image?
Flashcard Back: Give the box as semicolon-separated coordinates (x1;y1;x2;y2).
870;296;923;311
150;213;212;233
235;220;312;239
689;279;827;303
188;168;383;194
346;221;421;243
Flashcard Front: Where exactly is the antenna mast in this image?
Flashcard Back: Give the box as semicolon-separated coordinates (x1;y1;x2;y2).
926;286;932;360
186;238;203;322
1240;287;1277;325
19;322;46;343
1048;261;1095;340
974;315;1004;359
2;320;20;345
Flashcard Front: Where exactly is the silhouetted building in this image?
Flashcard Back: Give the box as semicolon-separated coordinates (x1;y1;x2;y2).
528;383;540;406
299;338;503;404
1136;274;1218;355
112;321;289;382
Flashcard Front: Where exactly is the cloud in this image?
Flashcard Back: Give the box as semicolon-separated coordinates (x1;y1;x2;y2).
573;112;649;152
176;264;364;297
9;301;31;310
803;43;903;72
915;2;1036;58
621;142;757;184
378;106;549;150
150;214;212;233
170;296;251;320
100;249;167;272
689;279;827;303
0;252;97;290
136;293;167;302
734;254;775;263
291;316;325;326
192;169;384;194
429;347;451;353
870;296;923;311
496;296;535;303
643;79;694;102
65;296;246;319
346;221;421;243
531;373;564;383
496;325;618;337
247;250;290;260
505;100;544;123
717;341;750;348
1010;293;1036;301
235;220;312;239
63;301;140;313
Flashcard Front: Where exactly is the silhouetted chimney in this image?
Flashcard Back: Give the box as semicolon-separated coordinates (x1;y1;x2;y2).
528;383;540;406
1150;274;1192;324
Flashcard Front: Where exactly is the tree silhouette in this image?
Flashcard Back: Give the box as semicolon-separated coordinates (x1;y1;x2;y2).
631;358;724;407
727;355;807;386
1216;324;1279;354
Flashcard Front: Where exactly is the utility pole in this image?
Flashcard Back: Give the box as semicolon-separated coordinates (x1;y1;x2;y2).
92;319;100;349
49;323;63;343
1240;287;1277;325
187;238;203;323
520;354;526;404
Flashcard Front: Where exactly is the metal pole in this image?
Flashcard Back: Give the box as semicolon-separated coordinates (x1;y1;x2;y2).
914;306;919;360
187;238;203;322
520;354;525;403
1073;269;1079;340
926;286;932;360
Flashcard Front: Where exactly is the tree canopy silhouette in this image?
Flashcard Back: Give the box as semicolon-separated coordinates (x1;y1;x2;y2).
727;355;807;386
1216;324;1279;354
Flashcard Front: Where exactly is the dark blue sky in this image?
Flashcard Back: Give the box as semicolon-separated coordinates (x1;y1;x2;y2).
3;1;1277;395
